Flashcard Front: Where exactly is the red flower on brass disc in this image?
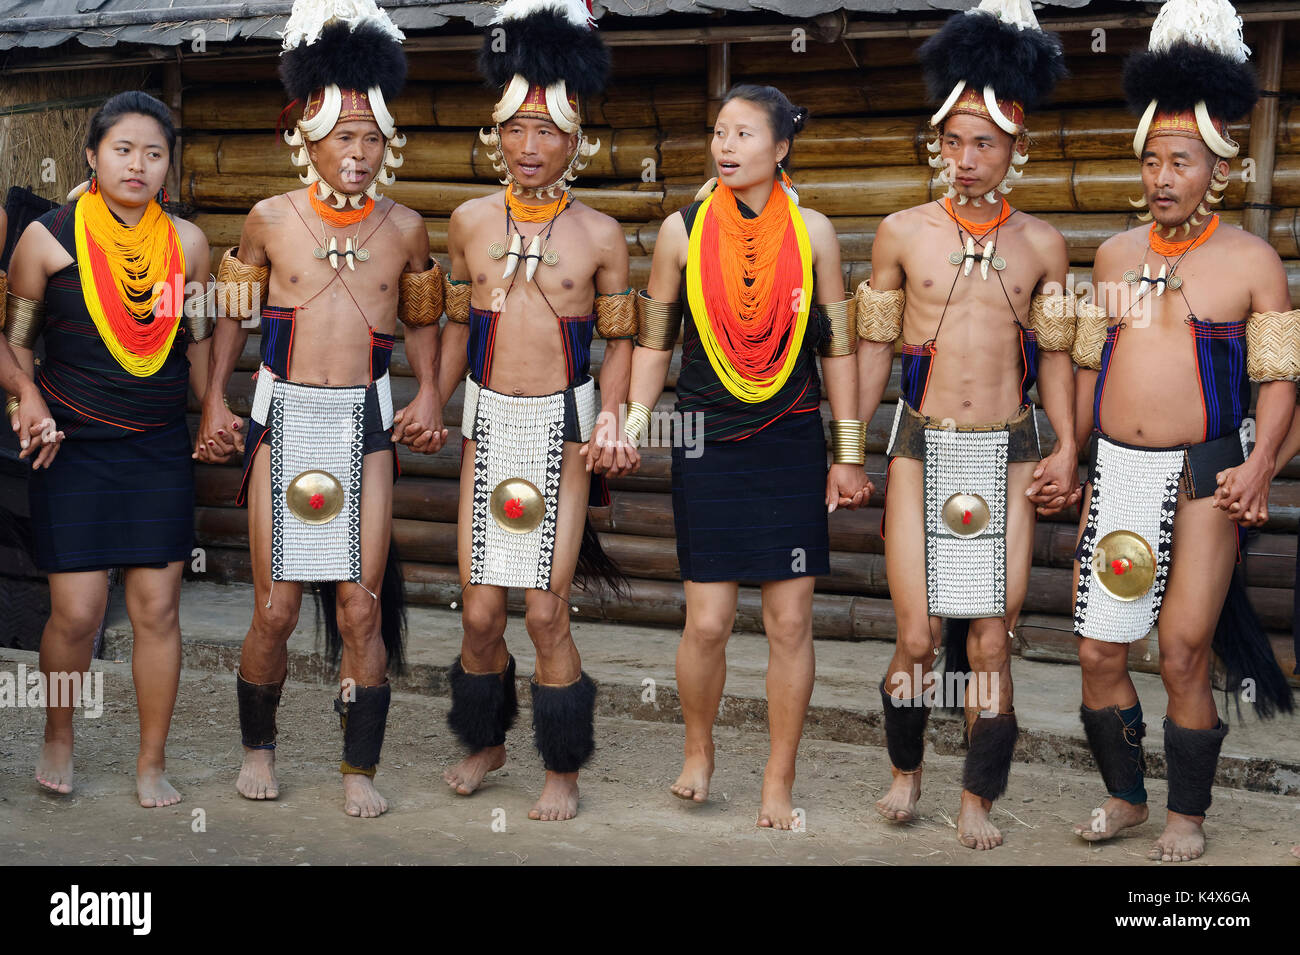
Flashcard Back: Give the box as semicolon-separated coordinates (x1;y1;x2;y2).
504;498;524;519
961;510;972;525
310;493;325;510
1111;558;1128;575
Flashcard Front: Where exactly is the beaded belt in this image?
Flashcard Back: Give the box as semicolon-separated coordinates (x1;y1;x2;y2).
463;377;598;590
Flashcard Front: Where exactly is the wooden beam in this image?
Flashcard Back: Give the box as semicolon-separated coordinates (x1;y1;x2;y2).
1244;23;1285;239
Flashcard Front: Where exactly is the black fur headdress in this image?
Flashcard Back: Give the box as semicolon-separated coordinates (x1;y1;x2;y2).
279;20;407;105
478;0;610;99
918;0;1065;114
1122;0;1257;123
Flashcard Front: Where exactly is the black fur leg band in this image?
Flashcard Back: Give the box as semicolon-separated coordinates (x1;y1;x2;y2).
1079;703;1148;804
1163;716;1228;817
879;679;928;772
962;711;1019;801
531;672;597;773
334;681;392;777
446;655;518;751
237;670;283;749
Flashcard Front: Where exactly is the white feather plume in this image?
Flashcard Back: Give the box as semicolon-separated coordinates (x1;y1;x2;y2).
1148;0;1249;62
969;0;1041;31
281;0;405;51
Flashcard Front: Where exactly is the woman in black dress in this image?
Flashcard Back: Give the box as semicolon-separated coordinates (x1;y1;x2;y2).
1;92;211;807
619;86;869;828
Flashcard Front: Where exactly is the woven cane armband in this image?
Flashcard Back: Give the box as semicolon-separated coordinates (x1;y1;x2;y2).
596;288;637;340
1071;301;1110;371
818;299;858;357
636;290;682;351
1247;309;1300;382
3;292;46;350
444;275;471;325
855;282;904;344
398;261;446;329
1029;292;1075;353
0;270;6;304
215;248;269;322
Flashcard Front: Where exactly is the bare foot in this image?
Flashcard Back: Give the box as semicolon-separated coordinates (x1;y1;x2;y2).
528;770;579;821
1072;796;1149;842
136;761;181;809
957;790;1003;850
874;766;922;823
443;744;506;796
342;774;389;818
756;766;797;830
670;743;714;803
36;738;74;795
1148;811;1206;862
235;747;279;800
1291;845;1300;860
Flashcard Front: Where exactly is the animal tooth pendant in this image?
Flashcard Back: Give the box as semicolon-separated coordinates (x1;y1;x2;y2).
345;236;357;271
980;241;994;280
1156;263;1167;296
963;236;975;277
524;235;542;283
328;235;339;270
502;233;523;279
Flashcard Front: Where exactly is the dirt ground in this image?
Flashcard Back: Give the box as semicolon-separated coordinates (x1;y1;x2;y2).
1;664;1297;866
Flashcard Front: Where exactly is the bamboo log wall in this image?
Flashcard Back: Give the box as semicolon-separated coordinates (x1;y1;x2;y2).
179;29;1300;681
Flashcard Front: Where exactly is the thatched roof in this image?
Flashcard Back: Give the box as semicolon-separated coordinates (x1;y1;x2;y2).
0;0;1111;52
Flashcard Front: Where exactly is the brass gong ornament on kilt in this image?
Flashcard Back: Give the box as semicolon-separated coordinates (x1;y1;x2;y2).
491;478;545;534
286;469;345;525
942;492;990;537
1091;529;1156;601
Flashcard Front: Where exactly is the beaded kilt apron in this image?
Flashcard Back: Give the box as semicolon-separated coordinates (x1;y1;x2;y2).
463;376;597;589
250;368;394;582
887;400;1040;618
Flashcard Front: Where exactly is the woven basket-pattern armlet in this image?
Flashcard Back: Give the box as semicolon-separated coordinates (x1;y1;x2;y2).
443;275;472;325
855;282;903;344
1247;309;1300;382
399;260;447;328
1071;301;1110;371
596;288;637;339
1029;292;1075;353
215;247;269;322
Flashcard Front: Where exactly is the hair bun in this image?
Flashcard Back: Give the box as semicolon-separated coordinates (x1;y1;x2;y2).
790;106;808;134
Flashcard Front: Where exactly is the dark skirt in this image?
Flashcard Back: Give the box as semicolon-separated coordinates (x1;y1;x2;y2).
28;419;195;573
671;410;830;583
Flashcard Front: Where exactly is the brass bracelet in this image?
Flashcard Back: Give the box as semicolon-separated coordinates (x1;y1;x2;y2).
4;395;19;420
830;419;867;466
624;400;653;444
818;298;858;357
184;276;216;343
636;290;682;351
4;292;47;349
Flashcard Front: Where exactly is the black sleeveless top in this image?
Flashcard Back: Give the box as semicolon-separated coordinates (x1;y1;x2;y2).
674;198;824;442
34;202;192;440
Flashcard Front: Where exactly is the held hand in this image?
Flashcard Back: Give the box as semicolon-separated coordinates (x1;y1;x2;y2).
392;387;448;456
194;395;244;464
826;463;870;514
1213;457;1272;527
11;391;65;470
1027;445;1081;516
580;410;640;478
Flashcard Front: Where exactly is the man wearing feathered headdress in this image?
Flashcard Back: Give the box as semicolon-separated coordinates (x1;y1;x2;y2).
853;0;1076;850
197;0;449;818
1070;0;1295;862
434;0;634;822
